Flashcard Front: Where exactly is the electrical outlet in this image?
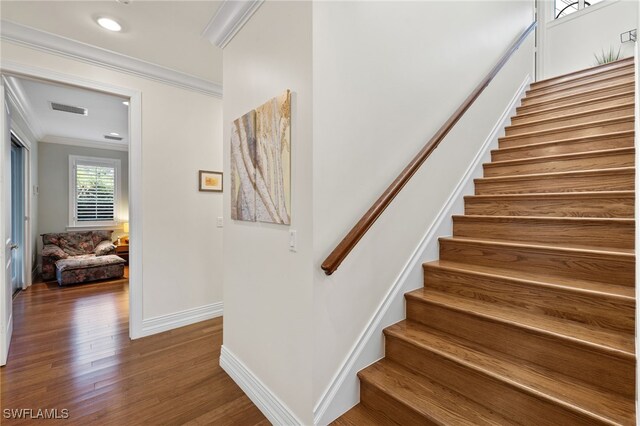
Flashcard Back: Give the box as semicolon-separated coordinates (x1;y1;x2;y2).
216;217;223;228
289;230;297;252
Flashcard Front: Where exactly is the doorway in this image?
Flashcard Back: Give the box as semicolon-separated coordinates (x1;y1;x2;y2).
10;137;25;295
0;63;143;367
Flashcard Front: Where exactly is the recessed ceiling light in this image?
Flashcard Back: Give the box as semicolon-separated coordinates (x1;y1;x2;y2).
122;101;129;106
97;17;122;32
109;132;120;136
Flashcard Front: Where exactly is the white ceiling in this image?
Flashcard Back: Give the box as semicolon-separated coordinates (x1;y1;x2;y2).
0;1;223;84
8;75;130;149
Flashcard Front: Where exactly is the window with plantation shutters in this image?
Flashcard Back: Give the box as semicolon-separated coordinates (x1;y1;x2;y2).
69;156;121;227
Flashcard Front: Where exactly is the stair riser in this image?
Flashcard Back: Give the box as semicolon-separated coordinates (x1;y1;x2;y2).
474;171;634;195
439;239;635;286
493;135;634;161
464;195;635;218
522;77;635;107
506;106;634;136
359;381;438;426
527;69;634;97
405;298;635;397
518;83;634;114
484;151;635;177
423;265;635;334
530;60;634;90
452;217;634;250
385;336;609;425
513;94;635;124
499;120;634;147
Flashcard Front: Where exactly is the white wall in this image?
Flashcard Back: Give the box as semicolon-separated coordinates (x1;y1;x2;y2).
1;40;224;325
312;0;535;420
542;0;638;78
36;142;129;260
221;2;313;423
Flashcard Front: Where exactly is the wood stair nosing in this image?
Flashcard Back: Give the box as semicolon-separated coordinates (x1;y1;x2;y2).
404;290;635;397
493;131;635;161
358;359;509;426
385;321;635;425
530;57;634;90
464;191;635;218
505;103;635;136
473;167;635;195
522;75;635;105
423;261;635;333
513;91;635;124
498;115;635;146
526;68;635;98
438;236;635;287
483;147;635;177
451;214;635;250
517;81;635;113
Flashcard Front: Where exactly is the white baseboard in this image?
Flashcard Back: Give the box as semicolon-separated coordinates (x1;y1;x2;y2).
140;302;223;337
312;74;532;425
220;345;304;425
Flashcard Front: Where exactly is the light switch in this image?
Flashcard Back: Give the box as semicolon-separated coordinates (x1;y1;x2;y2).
289;230;297;252
217;217;223;228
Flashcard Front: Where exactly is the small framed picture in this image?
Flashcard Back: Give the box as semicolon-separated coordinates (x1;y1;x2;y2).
199;170;223;192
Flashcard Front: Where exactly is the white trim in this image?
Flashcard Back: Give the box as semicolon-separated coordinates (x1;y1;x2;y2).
1;313;12;366
633;29;638;424
0;20;223;98
3;75;43;141
140;302;223;337
41;135;128;152
220;345;304;425
202;0;264;48
313;74;533;425
0;60;144;340
68;155;121;228
548;0;621;27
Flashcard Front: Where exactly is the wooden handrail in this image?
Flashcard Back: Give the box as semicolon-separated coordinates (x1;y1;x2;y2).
321;21;537;275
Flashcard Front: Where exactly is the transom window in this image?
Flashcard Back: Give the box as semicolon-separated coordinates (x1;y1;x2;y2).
555;0;605;19
69;155;121;227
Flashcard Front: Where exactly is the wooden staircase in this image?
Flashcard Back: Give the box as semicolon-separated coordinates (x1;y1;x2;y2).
334;57;636;425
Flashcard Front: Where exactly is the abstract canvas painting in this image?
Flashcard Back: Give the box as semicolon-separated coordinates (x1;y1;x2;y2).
230;90;291;225
230;110;257;221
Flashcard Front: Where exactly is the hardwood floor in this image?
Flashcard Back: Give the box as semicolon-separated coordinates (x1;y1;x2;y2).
0;275;267;425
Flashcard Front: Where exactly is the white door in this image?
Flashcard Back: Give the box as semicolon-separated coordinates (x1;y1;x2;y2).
0;83;13;366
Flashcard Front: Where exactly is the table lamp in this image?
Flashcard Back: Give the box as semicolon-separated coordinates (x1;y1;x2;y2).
123;222;129;243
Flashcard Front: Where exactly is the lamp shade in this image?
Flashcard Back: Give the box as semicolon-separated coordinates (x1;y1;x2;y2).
123;222;129;233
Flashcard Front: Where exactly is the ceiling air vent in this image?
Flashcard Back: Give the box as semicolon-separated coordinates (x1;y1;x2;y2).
104;135;123;141
50;102;88;116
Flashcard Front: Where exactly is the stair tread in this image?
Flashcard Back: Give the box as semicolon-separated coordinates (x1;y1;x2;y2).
499;115;634;141
454;214;634;224
385;320;635;425
406;287;635;355
519;81;635;111
466;190;635;199
476;166;635;182
531;57;633;87
359;359;513;425
486;147;634;168
424;259;635;299
331;404;398;426
508;103;634;130
515;92;635;119
525;75;635;101
495;130;635;153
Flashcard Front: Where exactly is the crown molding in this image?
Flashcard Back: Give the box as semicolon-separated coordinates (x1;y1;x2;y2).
1;20;223;98
202;0;264;48
41;135;129;152
3;74;44;140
